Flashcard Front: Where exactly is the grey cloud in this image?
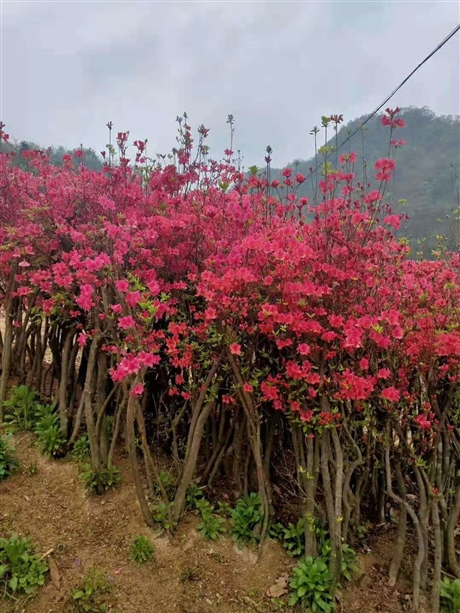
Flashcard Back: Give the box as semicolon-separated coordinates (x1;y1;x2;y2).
1;0;458;167
78;28;163;91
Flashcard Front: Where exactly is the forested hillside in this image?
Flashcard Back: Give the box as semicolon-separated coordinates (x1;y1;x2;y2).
0;138;103;172
270;107;460;254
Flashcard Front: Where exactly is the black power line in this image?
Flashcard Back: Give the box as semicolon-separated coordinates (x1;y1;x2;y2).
306;22;460;179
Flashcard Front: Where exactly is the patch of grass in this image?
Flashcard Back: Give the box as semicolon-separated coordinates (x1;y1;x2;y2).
129;535;154;566
71;435;90;464
180;565;201;583
79;463;121;494
0;533;49;597
68;568;112;613
23;462;38;476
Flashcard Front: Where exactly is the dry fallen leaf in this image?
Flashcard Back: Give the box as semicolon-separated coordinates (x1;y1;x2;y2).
48;557;61;590
267;573;289;598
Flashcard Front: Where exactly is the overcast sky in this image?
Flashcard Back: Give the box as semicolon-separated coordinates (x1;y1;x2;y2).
1;0;459;167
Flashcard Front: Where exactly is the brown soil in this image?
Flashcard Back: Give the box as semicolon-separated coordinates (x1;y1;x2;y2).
0;433;408;613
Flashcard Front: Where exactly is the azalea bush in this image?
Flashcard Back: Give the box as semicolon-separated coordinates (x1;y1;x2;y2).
0;110;458;613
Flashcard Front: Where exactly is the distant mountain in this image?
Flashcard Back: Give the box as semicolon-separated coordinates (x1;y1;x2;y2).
270;106;460;255
0;138;104;172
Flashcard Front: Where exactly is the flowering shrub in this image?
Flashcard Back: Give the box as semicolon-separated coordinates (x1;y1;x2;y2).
0;110;458;612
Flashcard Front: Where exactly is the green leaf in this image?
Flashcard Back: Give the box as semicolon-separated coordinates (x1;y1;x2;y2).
288;594;298;607
9;575;18;591
298;586;307;597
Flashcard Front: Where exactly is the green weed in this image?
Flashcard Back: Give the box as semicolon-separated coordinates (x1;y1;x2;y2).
2;385;38;431
440;577;460;613
79;463;121;494
231;493;262;544
281;517;306;557
68;568;112;613
129;536;154;566
24;462;38;476
154;471;175;499
196;498;226;540
289;555;334;612
180;565;201;583
0;533;48;597
0;434;18;481
152;501;177;532
33;402;66;457
71;435;90;463
185;482;204;509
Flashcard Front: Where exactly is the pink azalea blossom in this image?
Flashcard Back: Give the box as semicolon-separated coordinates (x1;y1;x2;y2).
381;387;400;402
115;279;129;292
118;315;136;329
298;343;311;356
229;343;242;356
131;383;144;396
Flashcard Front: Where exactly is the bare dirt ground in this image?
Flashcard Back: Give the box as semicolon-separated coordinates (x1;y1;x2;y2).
0;433;408;613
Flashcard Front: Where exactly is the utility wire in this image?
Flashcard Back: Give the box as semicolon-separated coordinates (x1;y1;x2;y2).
305;22;460;179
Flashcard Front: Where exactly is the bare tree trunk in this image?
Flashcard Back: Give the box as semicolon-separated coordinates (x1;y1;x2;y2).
321;428;341;589
331;426;344;585
15;290;38;382
180;360;220;478
414;465;430;592
172;399;215;521
108;387;125;466
58;326;75;436
431;498;442;613
233;416;246;497
172;360;221;520
83;334;102;479
0;289;16;424
227;350;271;544
389;460;407;587
385;431;424;613
447;484;460;578
135;402;170;504
68;392;85;446
126;389;154;527
304;432;318;557
202;406;227;481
